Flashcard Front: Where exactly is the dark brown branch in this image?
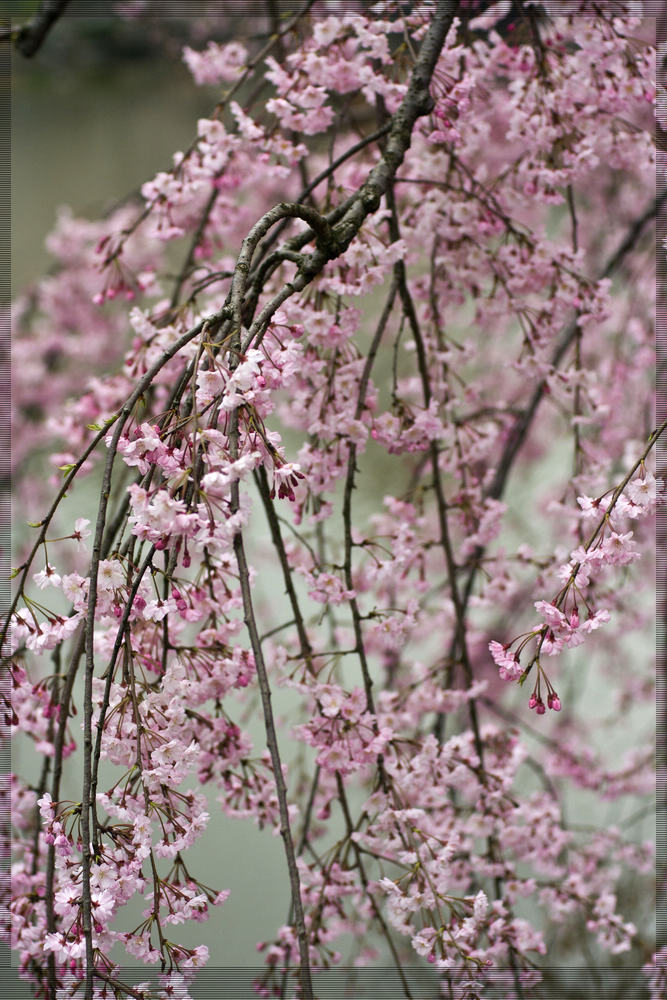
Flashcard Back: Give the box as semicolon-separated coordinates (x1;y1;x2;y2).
171;186;219;308
342;278;398;723
249;121;393;274
339;279;398;796
14;0;70;58
229;202;334;331
92;970;146;1000
487;188;667;507
335;774;414;999
44;625;85;999
255;466;314;670
230;446;315;1000
240;0;460;352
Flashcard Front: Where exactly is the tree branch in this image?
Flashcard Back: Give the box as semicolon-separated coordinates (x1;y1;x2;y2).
230;426;315;1000
487;188;667;506
14;0;70;58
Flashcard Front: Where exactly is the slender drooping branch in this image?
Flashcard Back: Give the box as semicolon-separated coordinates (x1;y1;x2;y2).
430;188;664;745
79;308;230;1000
255;466;314;668
487;188;667;507
249;121;393;273
342;278;398;722
229;389;315;998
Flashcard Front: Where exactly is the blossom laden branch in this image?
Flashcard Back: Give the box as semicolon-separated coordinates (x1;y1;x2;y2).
7;5;658;998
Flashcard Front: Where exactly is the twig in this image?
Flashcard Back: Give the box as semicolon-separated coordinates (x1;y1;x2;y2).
171;186;219;308
335;774;414;999
487;188;667;507
44;625;85;998
341;278;397;770
230;421;315;1000
255;466;314;671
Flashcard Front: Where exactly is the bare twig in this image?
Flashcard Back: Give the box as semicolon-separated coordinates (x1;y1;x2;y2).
255;465;314;670
230;417;315;1000
342;279;397;724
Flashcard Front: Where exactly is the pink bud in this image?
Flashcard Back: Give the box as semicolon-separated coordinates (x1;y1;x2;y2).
551;697;561;711
535;700;546;715
528;695;537;710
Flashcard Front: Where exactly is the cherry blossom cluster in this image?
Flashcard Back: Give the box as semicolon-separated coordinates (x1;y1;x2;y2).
490;459;659;712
